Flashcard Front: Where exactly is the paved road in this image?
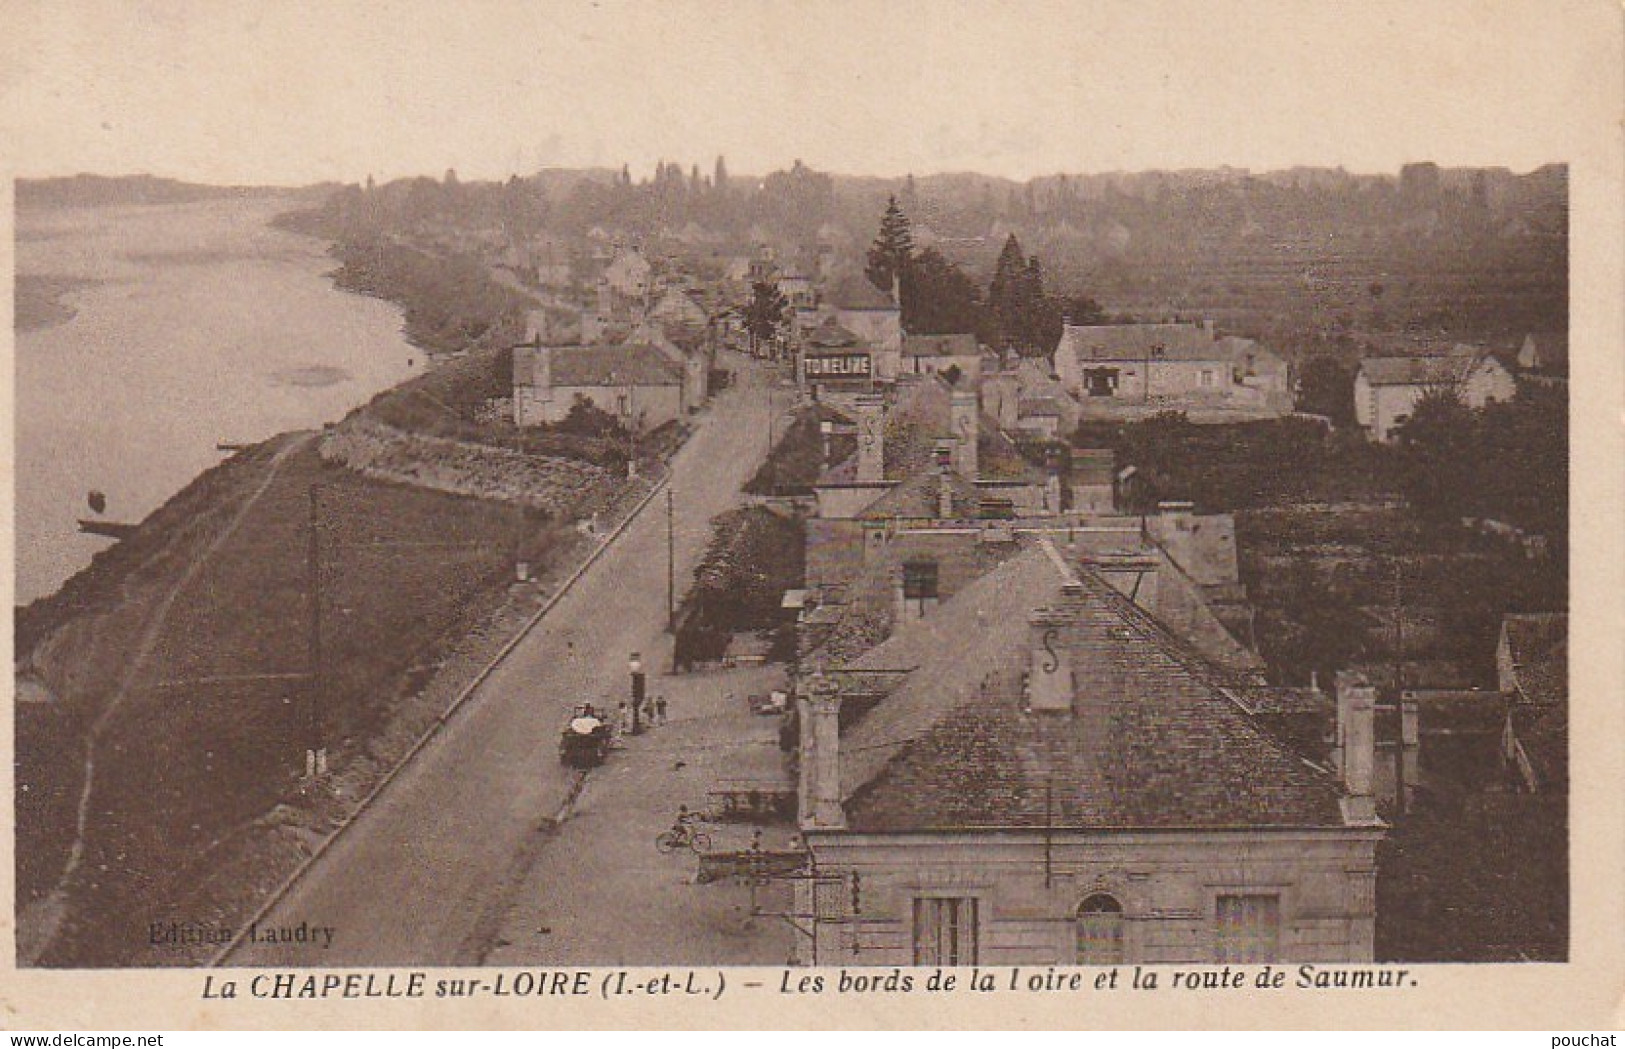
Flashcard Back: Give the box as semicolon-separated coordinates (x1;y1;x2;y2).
225;353;781;966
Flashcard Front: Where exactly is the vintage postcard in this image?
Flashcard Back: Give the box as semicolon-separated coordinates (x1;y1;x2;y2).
2;0;1621;1031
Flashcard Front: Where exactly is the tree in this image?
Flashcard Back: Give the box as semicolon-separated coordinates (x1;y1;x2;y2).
1059;294;1107;327
1297;355;1356;425
900;247;986;336
744;280;790;359
988;233;1034;354
1395;385;1476;525
865;195;915;295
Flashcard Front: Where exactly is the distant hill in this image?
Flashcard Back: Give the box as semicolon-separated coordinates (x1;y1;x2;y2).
17;174;264;209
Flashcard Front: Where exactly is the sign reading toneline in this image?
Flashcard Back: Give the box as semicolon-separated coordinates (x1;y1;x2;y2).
804;354;872;377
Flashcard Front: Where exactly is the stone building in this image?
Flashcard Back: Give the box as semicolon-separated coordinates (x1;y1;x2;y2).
1353;350;1517;442
793;540;1384;966
899;333;981;386
1053;321;1291;414
512;341;684;429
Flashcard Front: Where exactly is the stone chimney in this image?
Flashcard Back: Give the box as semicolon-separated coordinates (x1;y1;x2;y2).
950;390;979;479
525;307;549;345
1335;671;1379;824
1027;608;1073;713
800;675;846;830
933;442;955;518
854;394;885;484
1400;692;1421;811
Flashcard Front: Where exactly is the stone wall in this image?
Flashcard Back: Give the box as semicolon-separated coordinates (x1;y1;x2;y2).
320;417;620;519
801;831;1380;966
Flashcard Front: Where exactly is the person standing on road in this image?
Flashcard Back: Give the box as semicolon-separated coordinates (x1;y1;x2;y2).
655;696;668;725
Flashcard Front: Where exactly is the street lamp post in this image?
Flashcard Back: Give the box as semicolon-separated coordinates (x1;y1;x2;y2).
629;652;646;735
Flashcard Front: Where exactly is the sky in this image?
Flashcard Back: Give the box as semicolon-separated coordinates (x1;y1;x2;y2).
0;0;1613;186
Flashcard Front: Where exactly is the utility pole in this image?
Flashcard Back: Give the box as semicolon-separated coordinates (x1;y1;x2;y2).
666;487;676;633
305;484;327;779
513;427;529;582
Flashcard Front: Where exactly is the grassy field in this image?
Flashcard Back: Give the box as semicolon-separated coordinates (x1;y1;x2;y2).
20;440;571;966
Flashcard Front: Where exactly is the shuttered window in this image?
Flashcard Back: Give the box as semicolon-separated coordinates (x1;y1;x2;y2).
1214;894;1280;962
913;897;978;966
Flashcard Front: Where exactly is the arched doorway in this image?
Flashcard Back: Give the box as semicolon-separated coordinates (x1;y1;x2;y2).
1076;893;1125;964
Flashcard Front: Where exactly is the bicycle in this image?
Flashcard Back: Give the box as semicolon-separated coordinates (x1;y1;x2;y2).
654;823;712;855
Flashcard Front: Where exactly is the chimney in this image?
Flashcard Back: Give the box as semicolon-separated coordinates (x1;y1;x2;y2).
525;307;549;345
800;675;846;829
1400;692;1421;811
1027;608;1073;712
1335;671;1379;824
855;394;885;483
934;442;955;518
950;390;979;479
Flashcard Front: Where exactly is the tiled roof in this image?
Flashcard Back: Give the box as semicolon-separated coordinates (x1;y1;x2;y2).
883;379;1046;483
805;316;866;349
514;344;682;389
826;275;897;311
1059;323;1249;363
902;334;978;358
837;544;1347;831
1356;353;1513;388
856;467;981;520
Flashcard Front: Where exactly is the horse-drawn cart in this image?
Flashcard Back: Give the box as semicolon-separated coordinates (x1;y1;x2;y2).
558;709;612;768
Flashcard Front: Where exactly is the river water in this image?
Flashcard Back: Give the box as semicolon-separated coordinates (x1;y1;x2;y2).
15;194;422;606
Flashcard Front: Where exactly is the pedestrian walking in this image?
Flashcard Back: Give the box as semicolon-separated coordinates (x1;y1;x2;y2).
616;701;631;735
655;696;668;725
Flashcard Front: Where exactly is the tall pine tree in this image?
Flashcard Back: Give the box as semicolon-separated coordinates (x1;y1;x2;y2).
865;195;915;295
987;233;1031;354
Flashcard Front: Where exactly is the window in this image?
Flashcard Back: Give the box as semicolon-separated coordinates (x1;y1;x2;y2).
1214;894;1280;962
1200;369;1215;388
902;560;939;601
1084;367;1120;397
913;897;978;965
1076;894;1125;964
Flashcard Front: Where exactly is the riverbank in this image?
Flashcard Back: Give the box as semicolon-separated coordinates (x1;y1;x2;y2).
14;206;686;966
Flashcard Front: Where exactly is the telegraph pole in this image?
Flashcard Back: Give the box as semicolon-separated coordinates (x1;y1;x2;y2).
305;484;327;779
666;487;676;633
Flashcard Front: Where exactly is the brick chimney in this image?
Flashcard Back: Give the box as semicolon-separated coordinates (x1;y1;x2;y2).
799;675;846;829
854;394;885;484
1335;671;1379;824
950;390;978;479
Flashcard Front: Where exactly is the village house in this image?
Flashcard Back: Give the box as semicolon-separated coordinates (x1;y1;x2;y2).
512;340;685;430
798;384;1264;684
647;285;711;330
1053;321;1292;415
601;244;652;303
824;276;903;381
798;316;878;394
1353;349;1517;442
792;539;1383;966
898;333;982;386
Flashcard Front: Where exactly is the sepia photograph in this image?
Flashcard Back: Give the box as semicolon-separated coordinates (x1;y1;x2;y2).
3;0;1620;1031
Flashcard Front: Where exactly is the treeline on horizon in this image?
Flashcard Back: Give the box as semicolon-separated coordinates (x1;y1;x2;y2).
289;155;1566;343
